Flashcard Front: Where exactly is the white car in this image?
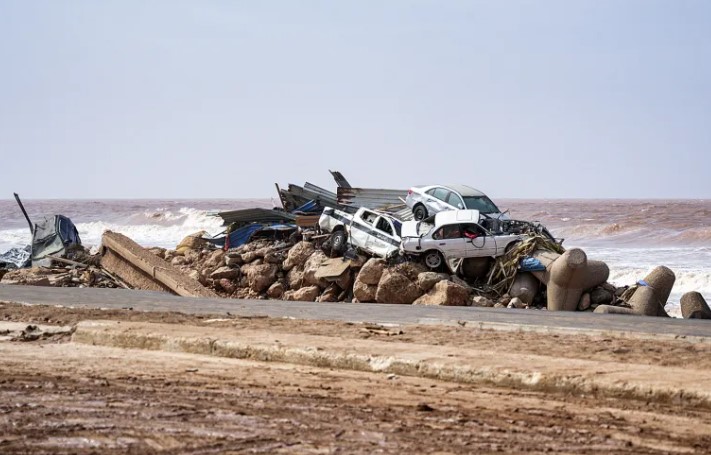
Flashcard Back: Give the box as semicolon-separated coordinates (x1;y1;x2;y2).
400;210;523;270
319;206;402;258
405;184;507;221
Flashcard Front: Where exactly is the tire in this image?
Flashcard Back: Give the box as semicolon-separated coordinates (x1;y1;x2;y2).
423;250;444;270
413;204;428;221
330;230;347;257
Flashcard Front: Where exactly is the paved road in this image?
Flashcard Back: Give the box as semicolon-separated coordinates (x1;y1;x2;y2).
1;284;710;340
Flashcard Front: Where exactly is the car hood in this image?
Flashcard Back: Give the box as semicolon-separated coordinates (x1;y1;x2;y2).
401;221;420;238
401;220;433;238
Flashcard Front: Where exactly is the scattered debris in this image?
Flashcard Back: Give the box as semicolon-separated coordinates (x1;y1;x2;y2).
3;172;708;321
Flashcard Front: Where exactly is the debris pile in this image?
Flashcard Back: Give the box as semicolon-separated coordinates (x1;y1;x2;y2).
2;172;709;320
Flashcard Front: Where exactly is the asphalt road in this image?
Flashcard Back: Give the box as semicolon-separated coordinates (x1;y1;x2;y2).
1;284;710;340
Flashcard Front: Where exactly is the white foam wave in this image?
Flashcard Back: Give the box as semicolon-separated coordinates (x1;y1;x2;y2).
76;208;224;249
0;208;225;251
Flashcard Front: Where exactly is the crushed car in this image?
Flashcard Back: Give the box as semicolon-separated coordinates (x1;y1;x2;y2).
400;209;524;271
318;206;402;258
405;184;508;221
12;193;82;267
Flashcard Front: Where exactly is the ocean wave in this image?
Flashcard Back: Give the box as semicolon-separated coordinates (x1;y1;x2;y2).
550;222;711;246
0;208;225;251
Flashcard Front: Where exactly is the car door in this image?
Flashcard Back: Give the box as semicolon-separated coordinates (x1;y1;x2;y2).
425;187;451;214
367;216;400;257
446;192;465;210
429;223;468;259
462;223;497;258
351;209;378;250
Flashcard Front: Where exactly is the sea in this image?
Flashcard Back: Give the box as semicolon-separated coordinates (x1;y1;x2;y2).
1;198;709;318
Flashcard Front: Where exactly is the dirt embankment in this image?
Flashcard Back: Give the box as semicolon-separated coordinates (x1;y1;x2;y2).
1;302;711;454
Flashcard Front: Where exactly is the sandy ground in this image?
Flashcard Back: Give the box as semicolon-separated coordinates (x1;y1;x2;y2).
1;302;711;454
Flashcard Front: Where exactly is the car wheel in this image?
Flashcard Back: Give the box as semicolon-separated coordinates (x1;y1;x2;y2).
330;230;347;257
423;250;444;270
413;204;428;221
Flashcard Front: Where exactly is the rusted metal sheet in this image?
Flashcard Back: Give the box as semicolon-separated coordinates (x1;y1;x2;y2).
336;187;412;220
295;215;320;228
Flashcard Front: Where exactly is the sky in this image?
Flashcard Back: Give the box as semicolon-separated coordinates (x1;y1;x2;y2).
0;0;710;199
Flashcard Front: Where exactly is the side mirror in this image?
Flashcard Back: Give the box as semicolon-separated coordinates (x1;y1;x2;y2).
457;203;464;209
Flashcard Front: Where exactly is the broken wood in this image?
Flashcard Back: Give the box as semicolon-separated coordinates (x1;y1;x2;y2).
101;231;218;298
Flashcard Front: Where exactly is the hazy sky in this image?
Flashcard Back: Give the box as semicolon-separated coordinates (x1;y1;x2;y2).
1;1;710;199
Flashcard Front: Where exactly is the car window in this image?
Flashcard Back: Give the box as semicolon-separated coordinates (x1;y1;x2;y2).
392;220;402;237
462;223;486;238
462;196;501;214
375;217;393;236
425;188;438;196
433;224;461;240
446;192;464;208
360;210;377;225
432;188;449;202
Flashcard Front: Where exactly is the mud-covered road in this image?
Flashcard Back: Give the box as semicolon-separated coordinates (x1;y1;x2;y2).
1;302;710;454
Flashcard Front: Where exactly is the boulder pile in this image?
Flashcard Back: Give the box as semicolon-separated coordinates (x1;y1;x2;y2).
1;230;709;320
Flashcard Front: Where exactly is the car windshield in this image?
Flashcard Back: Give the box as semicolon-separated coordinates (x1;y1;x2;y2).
462;196;500;214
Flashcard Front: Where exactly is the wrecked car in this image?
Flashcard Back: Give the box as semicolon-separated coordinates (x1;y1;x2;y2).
400;209;523;270
405;184;508;221
11;193;82;267
319;206;402;258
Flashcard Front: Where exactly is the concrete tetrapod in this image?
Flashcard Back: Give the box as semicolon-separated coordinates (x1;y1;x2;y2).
531;248;609;312
642;266;676;311
680;292;711;319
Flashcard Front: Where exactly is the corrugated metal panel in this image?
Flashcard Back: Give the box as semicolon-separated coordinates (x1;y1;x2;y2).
329;170;352;188
215;208;296;227
336;187;412;220
288;183;338;208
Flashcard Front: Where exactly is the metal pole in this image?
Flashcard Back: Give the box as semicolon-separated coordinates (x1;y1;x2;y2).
13;192;34;234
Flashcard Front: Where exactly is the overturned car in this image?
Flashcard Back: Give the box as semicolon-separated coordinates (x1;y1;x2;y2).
318;206;402;258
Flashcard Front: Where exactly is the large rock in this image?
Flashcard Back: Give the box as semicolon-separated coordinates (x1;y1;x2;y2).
224;252;243;266
389;262;428;282
375;271;422;304
283;285;320;302
282;241;315;271
302;251;330;288
590;287;613;306
357;258;386;285
183;249;200;265
509;272;539;305
209;266;240;280
203;250;225;269
242;263;278;293
267;281;285;299
217;278;237;294
413;280;470;306
353;279;377;303
286;267;304;290
176;231;208;254
318;284;341;302
417;272;448;292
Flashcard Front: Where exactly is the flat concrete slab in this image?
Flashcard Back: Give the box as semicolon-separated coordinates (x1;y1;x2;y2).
2;284;711;341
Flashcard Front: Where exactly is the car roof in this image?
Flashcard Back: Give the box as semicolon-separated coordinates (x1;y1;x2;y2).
416;184;486;197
